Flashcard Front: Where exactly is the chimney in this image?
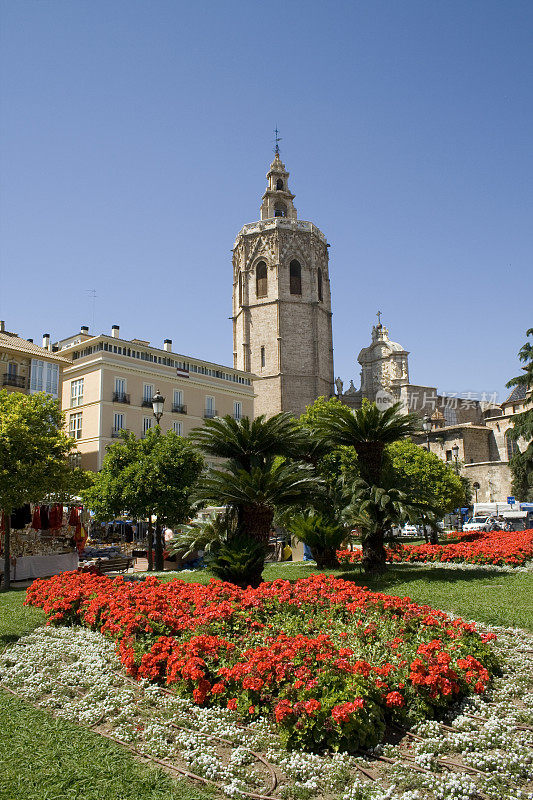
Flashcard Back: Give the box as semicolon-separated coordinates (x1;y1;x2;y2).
111;325;120;338
0;321;4;332
81;325;89;335
164;339;172;352
42;333;50;350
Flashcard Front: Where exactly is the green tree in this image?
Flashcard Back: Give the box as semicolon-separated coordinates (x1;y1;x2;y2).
386;440;466;521
0;391;86;591
83;429;204;571
506;328;533;500
315;401;420;571
191;414;320;586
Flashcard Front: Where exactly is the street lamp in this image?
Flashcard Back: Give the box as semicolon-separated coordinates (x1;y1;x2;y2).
422;414;432;451
150;390;165;572
451;444;462;531
152;389;165;425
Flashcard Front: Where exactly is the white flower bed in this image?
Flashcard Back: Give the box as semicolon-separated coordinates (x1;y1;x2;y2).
0;622;532;799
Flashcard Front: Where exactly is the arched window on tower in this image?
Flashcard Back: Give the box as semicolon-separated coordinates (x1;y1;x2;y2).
276;178;284;190
317;268;323;301
290;260;302;295
256;261;267;298
506;430;519;461
274;203;287;218
238;273;243;306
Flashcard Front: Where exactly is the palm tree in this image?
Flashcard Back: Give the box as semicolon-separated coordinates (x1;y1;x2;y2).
316;401;420;485
346;479;433;571
194;460;320;545
190;413;308;471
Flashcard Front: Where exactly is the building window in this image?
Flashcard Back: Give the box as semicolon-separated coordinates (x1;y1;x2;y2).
7;362;17;377
143;384;154;406
290;260;302;295
30;359;59;398
238;273;243;306
261;346;265;368
173;389;184;412
69;412;82;440
234;401;242;421
274;203;287;217
71;378;84;407
142;417;153;436
113;413;125;435
445;450;452;461
506;432;519;461
276;178;284;190
256;261;267;298
173;421;183;436
205;396;215;418
317;268;323;301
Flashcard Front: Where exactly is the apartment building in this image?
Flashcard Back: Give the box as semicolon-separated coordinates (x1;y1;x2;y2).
0;321;69;398
55;325;255;471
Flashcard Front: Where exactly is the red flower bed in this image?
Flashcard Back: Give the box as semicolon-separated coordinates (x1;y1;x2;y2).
338;529;533;568
25;572;499;752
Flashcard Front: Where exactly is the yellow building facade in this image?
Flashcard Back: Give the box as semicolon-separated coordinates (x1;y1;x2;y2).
0;321;69;398
55;325;255;471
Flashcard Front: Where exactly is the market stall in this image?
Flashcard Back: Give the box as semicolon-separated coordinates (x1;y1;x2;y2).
0;503;87;582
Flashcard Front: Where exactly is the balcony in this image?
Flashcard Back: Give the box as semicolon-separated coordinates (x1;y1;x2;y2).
112;392;130;404
3;374;25;388
111;427;128;438
203;409;218;419
172;404;187;414
141;399;153;408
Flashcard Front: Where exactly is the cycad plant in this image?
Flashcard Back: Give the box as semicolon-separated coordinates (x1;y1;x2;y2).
191;414;321;586
288;511;348;569
346;479;434;571
316;401;419;485
190;413;308;470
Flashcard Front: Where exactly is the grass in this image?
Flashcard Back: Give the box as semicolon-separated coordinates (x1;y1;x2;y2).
0;590;211;800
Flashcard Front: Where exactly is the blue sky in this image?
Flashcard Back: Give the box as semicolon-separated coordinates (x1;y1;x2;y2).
1;0;531;404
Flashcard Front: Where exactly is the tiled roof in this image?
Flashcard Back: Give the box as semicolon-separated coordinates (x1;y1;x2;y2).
0;332;69;363
503;383;528;405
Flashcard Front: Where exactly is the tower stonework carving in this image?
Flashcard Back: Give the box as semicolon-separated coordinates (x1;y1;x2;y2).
232;153;334;417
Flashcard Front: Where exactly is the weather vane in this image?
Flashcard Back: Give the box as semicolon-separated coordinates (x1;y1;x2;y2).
274;126;282;155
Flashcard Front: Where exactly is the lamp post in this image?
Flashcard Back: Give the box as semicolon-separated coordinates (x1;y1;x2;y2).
151;389;165;425
452;444;462;531
422;414;432;451
151;390;165;571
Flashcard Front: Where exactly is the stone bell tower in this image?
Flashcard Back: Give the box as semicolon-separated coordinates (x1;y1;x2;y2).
232;150;334;417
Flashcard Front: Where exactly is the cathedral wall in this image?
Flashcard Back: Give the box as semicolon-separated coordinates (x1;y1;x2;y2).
253;375;282;418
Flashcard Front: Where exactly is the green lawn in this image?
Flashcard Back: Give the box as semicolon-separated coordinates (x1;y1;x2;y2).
0;590;211;800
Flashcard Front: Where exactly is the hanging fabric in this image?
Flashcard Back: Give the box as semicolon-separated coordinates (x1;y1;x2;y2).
32;506;42;531
68;506;80;526
49;504;63;531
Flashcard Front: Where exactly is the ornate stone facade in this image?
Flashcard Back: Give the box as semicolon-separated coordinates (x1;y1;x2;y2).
232;154;334;417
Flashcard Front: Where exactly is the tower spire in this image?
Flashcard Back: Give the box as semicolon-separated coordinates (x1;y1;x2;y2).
274;126;282;155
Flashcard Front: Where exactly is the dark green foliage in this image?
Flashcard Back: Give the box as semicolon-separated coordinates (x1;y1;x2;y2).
209;533;267;589
506;328;533;500
189;413;307;470
191;415;322;586
288;512;347;568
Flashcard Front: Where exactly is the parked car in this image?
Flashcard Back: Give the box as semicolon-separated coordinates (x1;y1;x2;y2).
400;524;419;537
462;516;495;532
